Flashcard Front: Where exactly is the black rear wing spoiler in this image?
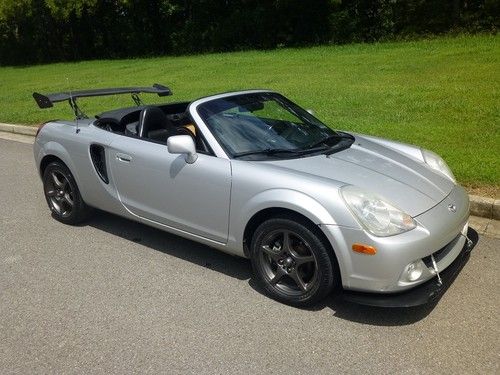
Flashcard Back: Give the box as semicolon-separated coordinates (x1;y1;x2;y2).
33;83;172;118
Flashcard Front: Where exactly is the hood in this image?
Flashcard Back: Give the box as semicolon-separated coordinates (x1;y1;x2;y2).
263;135;455;216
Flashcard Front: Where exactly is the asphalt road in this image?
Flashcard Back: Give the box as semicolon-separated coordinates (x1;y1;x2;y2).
1;137;499;374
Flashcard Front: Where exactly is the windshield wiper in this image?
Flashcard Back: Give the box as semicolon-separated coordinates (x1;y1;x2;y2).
233;148;302;158
324;137;355;156
232;132;355;159
307;132;354;149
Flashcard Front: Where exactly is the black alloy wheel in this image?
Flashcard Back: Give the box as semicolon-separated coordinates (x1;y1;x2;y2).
251;216;338;307
43;161;92;224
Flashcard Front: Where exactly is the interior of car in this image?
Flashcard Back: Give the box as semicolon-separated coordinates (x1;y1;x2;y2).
94;102;210;153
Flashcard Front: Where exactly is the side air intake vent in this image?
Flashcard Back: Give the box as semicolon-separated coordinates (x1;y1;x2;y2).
90;144;109;184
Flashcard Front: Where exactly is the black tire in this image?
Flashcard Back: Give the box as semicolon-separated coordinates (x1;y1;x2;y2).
42;161;92;225
250;215;338;307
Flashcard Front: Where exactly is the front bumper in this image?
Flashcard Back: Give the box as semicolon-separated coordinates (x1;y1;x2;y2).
340;227;478;307
321;185;471;294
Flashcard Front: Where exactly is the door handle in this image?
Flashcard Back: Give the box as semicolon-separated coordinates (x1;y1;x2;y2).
116;153;132;163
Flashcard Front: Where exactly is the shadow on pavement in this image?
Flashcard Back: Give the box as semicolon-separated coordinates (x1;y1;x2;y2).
247;279;437;325
86;210;473;326
325;296;437;326
87;210;252;281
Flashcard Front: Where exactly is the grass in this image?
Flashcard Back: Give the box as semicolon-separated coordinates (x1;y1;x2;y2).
0;34;498;193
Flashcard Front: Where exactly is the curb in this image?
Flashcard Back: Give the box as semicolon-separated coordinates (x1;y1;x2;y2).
0;122;37;136
469;195;500;221
1;122;498;220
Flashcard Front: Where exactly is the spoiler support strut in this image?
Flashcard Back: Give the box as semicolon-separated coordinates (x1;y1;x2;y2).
68;97;88;120
131;93;143;106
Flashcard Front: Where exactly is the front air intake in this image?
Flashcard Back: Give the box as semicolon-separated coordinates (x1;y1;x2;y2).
90;144;109;184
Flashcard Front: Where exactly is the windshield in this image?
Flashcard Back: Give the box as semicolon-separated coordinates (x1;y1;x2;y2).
196;92;341;158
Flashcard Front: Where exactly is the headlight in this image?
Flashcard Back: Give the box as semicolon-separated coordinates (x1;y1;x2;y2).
341;186;417;237
421;149;456;183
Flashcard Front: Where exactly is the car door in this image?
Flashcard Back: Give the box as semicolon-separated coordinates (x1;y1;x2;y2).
108;136;231;243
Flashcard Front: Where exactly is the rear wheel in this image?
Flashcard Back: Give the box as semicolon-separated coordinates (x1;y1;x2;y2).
250;216;337;307
42;161;92;225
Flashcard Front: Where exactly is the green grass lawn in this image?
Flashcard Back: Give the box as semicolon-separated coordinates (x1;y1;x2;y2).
0;34;498;191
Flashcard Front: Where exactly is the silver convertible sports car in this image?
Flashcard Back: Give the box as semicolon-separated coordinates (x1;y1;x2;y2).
33;85;477;307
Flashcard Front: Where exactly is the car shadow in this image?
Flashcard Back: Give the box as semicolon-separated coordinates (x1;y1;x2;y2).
86;210;252;281
85;210;477;327
324;295;438;326
247;279;437;326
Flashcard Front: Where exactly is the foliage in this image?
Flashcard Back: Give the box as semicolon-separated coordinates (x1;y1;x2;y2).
0;0;498;65
44;0;99;18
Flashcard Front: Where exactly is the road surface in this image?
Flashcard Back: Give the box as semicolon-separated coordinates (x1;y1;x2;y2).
0;137;498;374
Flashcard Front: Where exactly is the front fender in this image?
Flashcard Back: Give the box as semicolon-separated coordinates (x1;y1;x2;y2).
228;188;345;256
243;188;338;226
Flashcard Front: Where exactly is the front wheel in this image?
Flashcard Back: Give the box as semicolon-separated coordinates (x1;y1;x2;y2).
42;161;92;225
250;216;337;307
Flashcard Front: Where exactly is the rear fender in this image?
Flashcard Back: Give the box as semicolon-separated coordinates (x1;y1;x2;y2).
37;140;83;187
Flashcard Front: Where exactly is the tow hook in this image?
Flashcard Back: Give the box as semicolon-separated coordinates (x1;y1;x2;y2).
461;232;474;252
430;254;442;286
465;236;473;250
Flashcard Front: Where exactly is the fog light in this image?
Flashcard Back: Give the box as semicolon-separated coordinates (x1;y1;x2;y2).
405;261;423;282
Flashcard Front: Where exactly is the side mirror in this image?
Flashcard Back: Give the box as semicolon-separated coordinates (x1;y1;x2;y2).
167;135;198;164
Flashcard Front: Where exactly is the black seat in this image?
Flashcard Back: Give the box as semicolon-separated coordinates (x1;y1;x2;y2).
137;106;176;142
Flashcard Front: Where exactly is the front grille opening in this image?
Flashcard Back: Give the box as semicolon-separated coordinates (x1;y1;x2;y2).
90;144;109;184
422;233;461;268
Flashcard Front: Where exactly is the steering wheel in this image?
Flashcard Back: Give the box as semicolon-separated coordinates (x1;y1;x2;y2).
265;123;279;136
276;122;306;141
